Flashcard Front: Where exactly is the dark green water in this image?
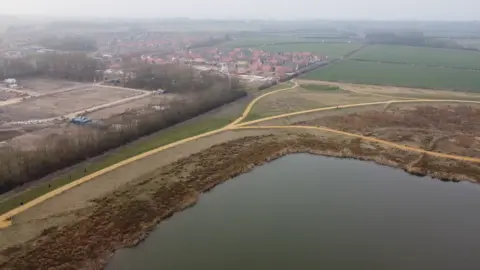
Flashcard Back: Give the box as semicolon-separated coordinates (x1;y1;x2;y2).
107;154;480;270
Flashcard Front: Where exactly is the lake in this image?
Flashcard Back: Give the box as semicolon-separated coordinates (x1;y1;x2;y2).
107;154;480;270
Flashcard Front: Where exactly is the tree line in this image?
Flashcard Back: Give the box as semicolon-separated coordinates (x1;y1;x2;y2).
0;65;246;195
0;53;104;81
365;31;478;51
124;63;242;93
38;35;97;52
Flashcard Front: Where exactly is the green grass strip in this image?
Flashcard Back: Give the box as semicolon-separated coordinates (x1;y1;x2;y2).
0;118;231;215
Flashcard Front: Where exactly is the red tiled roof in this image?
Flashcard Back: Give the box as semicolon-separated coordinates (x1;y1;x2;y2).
262;65;272;72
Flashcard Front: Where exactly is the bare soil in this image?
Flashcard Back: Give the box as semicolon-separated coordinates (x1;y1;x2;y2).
0;87;141;122
0;129;23;141
0;91;24;101
86;94;178;120
1;131;480;270
16;78;83;94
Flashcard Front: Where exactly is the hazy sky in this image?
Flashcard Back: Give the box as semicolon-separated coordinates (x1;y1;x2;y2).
2;0;479;20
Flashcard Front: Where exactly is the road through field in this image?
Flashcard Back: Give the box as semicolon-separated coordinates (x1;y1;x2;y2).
1;81;480;229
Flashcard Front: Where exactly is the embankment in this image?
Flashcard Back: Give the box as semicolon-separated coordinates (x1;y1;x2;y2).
2;133;479;269
0;88;246;195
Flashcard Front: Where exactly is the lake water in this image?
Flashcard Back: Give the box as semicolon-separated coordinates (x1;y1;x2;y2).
106;154;480;270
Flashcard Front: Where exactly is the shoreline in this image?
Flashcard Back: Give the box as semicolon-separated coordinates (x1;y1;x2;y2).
1;133;479;269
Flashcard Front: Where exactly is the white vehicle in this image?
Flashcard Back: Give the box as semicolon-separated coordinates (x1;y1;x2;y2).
4;78;16;84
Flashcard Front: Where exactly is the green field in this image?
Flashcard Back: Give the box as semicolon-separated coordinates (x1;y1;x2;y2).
258;42;361;58
352;45;480;70
303;60;480;92
455;39;480;50
300;84;342;92
222;37;311;48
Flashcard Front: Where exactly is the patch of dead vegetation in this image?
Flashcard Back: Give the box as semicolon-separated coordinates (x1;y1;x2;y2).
297;105;480;158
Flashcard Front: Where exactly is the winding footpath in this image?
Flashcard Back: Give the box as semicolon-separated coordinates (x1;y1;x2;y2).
1;80;480;228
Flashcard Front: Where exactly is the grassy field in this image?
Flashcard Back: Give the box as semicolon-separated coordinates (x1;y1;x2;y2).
455;39;480;50
0;117;231;215
300;84;342;92
303;60;480;92
222;37;311;47
352;45;480;70
259;42;361;58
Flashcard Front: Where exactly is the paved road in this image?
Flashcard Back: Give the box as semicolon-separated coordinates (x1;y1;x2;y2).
2;81;480;228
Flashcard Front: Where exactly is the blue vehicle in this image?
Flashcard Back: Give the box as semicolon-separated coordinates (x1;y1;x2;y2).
71;116;92;125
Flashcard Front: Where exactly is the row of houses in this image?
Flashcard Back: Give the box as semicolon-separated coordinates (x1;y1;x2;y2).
141;47;328;78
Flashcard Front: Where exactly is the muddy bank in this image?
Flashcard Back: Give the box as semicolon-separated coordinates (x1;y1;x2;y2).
2;133;480;270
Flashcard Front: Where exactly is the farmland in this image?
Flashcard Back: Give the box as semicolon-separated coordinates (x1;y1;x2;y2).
456;39;480;50
259;42;361;58
352;45;480;70
303;60;480;92
221;36;312;47
222;39;361;59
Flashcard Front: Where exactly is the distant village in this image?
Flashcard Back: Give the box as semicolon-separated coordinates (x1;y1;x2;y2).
2;33;329;83
138;47;328;79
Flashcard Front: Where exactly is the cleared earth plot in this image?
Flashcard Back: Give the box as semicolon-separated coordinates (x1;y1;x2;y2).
0;86;141;122
14;78;84;94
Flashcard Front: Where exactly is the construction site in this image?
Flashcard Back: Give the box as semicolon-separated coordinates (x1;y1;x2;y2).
0;77;175;149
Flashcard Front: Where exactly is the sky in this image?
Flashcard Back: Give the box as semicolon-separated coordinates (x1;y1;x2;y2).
1;0;479;21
